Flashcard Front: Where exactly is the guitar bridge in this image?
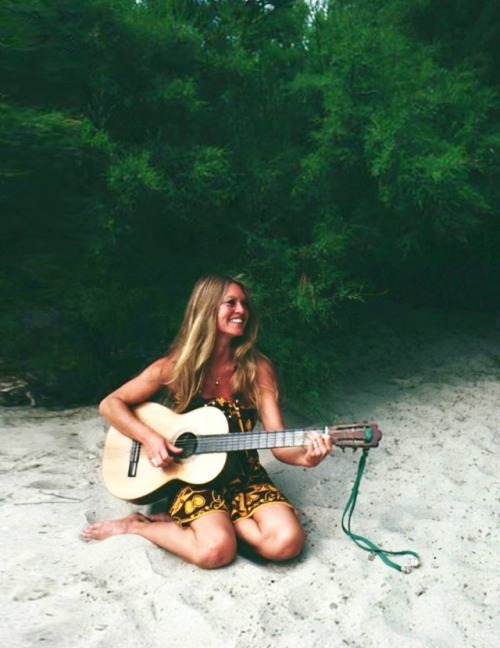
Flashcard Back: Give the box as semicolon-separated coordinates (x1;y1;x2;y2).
128;440;141;477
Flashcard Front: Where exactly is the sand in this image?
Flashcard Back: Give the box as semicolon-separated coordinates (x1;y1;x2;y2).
1;306;498;647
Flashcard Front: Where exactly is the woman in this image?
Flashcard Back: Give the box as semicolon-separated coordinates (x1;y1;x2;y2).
82;274;332;568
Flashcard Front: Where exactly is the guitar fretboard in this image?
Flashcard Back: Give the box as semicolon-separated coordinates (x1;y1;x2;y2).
193;429;319;453
177;425;373;455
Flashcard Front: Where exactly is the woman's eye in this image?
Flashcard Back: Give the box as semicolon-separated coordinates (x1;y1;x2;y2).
223;299;248;308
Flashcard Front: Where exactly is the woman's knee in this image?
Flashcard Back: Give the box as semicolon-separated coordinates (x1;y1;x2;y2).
190;513;237;569
194;528;237;569
275;527;305;560
262;525;305;561
194;540;236;569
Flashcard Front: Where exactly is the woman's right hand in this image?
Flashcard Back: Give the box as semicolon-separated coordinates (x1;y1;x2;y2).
142;430;183;468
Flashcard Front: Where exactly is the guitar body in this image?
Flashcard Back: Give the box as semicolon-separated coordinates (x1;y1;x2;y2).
102;403;229;504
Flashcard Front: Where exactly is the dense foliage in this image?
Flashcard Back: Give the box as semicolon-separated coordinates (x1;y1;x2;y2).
1;0;499;407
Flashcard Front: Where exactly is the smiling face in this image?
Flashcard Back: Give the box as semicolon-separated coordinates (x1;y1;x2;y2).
217;282;249;339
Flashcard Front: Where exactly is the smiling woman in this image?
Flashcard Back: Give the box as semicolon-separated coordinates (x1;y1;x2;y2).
82;274;333;568
217;284;248;338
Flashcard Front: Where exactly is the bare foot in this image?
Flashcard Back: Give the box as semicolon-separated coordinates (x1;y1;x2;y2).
81;512;149;542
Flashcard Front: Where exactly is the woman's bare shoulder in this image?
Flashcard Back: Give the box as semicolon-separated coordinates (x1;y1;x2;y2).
255;353;276;375
255;354;279;392
142;353;176;384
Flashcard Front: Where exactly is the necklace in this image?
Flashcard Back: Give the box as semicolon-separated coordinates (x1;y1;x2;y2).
209;364;235;386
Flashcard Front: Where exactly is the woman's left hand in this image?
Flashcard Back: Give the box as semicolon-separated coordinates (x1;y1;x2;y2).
304;432;333;467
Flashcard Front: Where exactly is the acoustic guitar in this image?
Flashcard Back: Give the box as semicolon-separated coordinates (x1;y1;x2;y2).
102;402;382;504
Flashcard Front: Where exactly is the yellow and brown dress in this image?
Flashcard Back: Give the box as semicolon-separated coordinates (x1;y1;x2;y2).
167;395;293;527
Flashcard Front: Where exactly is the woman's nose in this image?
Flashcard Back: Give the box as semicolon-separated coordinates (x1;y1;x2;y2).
233;300;246;313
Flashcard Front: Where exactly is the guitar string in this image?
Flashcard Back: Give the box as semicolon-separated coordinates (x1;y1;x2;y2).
172;428;374;453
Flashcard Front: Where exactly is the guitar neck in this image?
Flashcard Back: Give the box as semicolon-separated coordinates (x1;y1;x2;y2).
189;425;374;455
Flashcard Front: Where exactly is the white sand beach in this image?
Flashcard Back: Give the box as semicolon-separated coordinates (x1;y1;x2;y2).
1;306;498;647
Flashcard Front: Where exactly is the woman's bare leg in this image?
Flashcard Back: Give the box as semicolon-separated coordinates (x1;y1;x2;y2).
234;503;305;561
82;511;237;569
82;511;172;540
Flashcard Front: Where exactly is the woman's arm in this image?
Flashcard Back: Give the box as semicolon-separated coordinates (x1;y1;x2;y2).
99;356;181;467
256;358;332;467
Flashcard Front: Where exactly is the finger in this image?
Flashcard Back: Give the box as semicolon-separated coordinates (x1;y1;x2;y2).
309;434;331;459
315;433;331;450
306;436;320;455
316;436;328;450
167;442;183;455
152;455;170;468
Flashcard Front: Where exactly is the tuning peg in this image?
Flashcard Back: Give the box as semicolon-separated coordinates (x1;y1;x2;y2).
352;448;358;453
341;447;346;453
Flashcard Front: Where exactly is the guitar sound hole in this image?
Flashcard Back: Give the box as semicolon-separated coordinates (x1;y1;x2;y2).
175;432;198;459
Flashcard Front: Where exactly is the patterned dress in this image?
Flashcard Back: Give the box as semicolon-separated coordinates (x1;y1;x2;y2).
166;395;293;527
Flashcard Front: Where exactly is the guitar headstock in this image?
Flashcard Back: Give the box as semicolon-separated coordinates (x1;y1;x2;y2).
329;423;382;449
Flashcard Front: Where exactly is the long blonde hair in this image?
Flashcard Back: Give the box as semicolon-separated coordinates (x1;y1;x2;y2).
167;274;265;411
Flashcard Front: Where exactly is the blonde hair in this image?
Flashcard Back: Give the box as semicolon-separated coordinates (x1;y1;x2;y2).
167;274;265;411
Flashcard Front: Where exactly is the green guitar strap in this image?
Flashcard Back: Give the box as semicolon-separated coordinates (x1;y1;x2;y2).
342;449;421;574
